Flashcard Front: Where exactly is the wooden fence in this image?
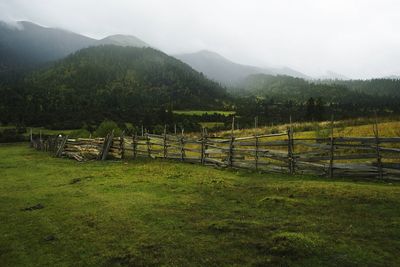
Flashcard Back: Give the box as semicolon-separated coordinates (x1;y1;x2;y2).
30;128;400;180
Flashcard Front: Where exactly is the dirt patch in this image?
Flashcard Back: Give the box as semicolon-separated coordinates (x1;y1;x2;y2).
69;175;94;185
21;203;44;211
43;235;57;242
70;178;82;184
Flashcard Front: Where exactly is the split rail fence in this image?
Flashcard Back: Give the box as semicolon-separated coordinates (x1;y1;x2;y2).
30;127;400;180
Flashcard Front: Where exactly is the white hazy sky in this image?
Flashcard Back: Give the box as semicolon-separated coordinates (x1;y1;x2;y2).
1;0;400;78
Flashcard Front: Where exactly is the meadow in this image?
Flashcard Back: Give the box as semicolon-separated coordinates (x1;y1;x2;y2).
172;110;235;116
0;144;399;266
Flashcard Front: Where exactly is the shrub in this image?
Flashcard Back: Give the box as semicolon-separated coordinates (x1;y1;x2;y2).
69;129;91;138
94;120;122;137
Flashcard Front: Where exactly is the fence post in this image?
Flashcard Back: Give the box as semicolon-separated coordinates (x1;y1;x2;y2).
56;135;68;158
101;130;114;161
201;128;205;164
204;128;209;163
132;133;137;159
163;125;167;159
228;135;235;167
120;131;125;159
329;115;335;178
287;128;293;174
254;134;258;170
180;128;185;161
373;117;383;179
146;132;151;158
98;133;109;159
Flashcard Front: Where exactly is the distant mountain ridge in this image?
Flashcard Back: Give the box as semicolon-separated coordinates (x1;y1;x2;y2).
0;21;148;71
97;34;149;47
174;50;310;86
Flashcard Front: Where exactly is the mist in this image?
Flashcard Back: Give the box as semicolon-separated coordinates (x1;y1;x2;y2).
1;0;400;79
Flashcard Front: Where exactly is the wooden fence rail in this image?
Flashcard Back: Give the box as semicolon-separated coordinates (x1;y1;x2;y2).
30;130;400;181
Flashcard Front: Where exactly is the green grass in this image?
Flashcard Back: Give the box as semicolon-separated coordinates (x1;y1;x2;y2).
199;122;225;129
173;110;235;116
1;144;400;266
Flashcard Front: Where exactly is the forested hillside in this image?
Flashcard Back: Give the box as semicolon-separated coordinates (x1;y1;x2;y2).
232;74;400;126
0;45;228;128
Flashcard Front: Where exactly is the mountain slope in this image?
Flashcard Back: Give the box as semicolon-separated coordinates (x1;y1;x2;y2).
0;21;96;71
0;21;149;72
17;45;227;125
174;50;310;86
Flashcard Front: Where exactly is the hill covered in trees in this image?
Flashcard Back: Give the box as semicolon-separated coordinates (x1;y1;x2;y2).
232;74;400;127
0;45;228;129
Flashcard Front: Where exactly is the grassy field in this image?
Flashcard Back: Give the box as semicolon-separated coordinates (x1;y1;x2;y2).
199;122;225;129
218;120;400;139
173;110;235;116
1;144;400;266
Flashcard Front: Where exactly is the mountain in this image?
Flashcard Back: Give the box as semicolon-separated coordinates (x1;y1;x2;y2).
97;34;149;47
0;21;96;71
7;45;227;126
0;21;149;72
174;50;310;86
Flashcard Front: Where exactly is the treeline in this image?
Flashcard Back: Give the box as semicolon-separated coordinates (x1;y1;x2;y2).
1;46;400;132
232;74;400;127
0;46;229;131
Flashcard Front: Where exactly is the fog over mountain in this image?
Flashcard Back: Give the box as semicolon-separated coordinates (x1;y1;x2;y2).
1;0;400;79
175;50;310;86
0;20;148;71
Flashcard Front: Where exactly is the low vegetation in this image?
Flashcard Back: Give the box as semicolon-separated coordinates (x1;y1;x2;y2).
1;144;399;266
173;110;235;116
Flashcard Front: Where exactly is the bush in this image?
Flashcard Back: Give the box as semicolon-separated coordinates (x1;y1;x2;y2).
94;120;122;137
69;129;91;138
314;123;330;139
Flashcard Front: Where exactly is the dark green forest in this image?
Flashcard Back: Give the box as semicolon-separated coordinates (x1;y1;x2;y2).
233;74;400;126
1;45;400;133
0;45;228;130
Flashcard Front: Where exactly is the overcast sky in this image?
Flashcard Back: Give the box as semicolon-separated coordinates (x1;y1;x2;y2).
1;0;400;79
